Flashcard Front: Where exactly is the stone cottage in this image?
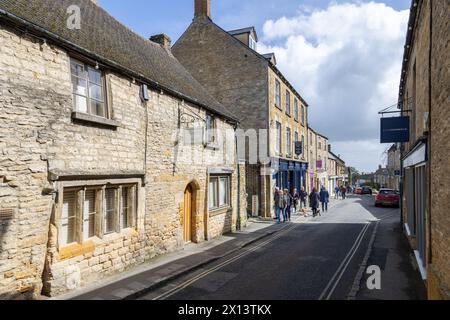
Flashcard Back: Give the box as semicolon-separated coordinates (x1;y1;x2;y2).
0;0;246;299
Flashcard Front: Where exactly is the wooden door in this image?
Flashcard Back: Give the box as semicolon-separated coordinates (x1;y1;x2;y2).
183;186;192;243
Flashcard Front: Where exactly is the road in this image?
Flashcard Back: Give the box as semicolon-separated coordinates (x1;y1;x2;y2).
135;195;424;300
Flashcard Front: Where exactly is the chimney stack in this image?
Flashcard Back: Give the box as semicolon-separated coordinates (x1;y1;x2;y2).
195;0;212;19
150;34;172;50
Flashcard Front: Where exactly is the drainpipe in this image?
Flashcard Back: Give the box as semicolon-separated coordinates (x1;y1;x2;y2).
427;0;433;265
235;127;241;231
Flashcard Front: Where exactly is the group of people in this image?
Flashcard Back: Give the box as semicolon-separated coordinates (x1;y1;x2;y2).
334;185;351;200
273;186;331;223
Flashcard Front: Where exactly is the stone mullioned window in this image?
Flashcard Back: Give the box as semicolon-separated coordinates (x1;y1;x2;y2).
59;183;137;247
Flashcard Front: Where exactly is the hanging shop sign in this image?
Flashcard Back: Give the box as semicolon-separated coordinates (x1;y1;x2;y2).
380;116;410;143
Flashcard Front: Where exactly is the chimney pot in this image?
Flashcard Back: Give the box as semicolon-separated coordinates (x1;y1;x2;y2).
150;34;172;50
195;0;212;19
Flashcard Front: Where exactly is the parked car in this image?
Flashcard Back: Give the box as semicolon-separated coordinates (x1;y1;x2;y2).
355;187;363;195
361;186;373;195
375;189;400;207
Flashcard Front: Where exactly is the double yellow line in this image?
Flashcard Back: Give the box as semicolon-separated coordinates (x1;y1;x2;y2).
153;222;299;300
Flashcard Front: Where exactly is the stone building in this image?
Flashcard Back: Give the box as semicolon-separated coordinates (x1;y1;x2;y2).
386;144;401;190
327;146;347;193
398;0;449;300
0;0;247;299
172;0;310;218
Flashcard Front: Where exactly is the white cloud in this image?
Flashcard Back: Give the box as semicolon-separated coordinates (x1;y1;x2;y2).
258;2;409;172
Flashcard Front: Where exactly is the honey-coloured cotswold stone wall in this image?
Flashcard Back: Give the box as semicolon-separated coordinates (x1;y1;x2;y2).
0;24;246;299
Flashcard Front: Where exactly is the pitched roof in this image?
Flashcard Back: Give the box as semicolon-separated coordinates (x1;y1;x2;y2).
174;17;309;108
0;0;238;122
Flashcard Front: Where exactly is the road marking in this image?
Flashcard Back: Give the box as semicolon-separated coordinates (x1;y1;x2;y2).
152;223;299;300
318;222;371;300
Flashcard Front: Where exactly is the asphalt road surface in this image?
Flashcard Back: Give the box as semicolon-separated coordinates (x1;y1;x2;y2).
137;195;412;300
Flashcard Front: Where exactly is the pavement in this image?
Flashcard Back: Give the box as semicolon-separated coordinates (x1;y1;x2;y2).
60;195;426;300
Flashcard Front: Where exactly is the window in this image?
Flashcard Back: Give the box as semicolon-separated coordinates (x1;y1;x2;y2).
249;36;257;51
310;132;313;145
59;183;137;247
205;114;216;144
294;99;299;122
301;135;305;156
301;105;305;126
105;188;116;234
70;59;107;118
60;190;77;246
286;91;291;115
83;189;97;240
275;80;281;108
319;140;322;150
286;127;292;156
294;131;299;156
276;121;282;154
209;176;231;210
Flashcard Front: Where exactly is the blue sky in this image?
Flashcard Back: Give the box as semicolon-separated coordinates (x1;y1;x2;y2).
98;1;411;173
100;0;411;43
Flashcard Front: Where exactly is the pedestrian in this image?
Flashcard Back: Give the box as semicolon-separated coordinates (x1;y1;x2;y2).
283;189;292;222
309;188;320;217
320;187;330;212
341;185;347;199
334;186;340;199
299;187;308;212
274;189;284;224
273;187;280;220
292;188;300;214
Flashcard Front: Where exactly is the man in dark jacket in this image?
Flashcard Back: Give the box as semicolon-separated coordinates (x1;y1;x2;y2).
299;187;308;210
320;187;330;212
309;188;321;217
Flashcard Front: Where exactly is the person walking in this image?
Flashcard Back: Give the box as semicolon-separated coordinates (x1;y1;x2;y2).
341;185;347;199
334;186;340;199
292;188;300;214
320;187;330;212
283;189;292;222
274;189;284;224
309;188;320;217
299;187;308;212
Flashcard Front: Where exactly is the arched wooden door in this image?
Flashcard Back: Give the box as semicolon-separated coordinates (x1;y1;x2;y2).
183;185;193;243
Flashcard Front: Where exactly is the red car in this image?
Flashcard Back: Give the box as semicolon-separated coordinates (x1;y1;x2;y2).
375;189;400;207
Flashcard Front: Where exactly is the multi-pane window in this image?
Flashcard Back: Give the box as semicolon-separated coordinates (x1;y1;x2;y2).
83;189;97;240
249;36;257;51
59;183;137;247
275;80;281;108
294;131;299;156
205;114;216;144
294;99;299;122
60;190;77;246
286;127;292;155
276;121;282;154
105;188;116;234
301;135;305;156
209;176;231;210
286;91;291;115
70;58;107;118
301;105;305;126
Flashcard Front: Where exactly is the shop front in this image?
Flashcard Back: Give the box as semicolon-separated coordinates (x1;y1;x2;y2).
272;159;308;193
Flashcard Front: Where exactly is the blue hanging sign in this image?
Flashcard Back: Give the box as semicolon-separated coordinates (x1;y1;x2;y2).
380;117;410;143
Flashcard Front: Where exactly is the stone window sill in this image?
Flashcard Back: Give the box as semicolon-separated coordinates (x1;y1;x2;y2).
209;206;232;217
72;112;120;128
